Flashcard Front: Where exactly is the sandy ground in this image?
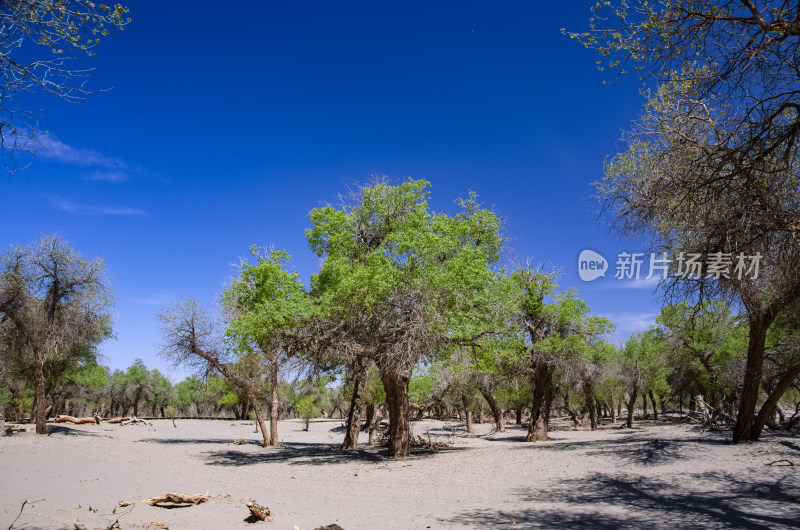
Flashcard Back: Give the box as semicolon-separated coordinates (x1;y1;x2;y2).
1;417;799;529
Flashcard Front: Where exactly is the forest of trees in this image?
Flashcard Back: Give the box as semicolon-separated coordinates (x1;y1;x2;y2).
3;181;799;458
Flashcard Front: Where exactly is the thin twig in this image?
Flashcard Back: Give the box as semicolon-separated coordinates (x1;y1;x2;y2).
8;499;27;530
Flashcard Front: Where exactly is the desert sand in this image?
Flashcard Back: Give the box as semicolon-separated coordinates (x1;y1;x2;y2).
1;417;798;529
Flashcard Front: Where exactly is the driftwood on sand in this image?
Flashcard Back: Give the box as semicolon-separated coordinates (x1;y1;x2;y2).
143;493;210;506
105;417;132;424
246;500;271;521
54;415;101;425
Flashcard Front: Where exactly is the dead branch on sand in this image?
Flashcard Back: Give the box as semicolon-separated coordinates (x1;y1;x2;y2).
246;500;271;521
143;493;209;506
8;499;28;530
54;415;100;425
105;417;132;424
766;459;796;466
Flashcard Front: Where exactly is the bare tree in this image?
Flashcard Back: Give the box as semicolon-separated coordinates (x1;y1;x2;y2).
573;0;800;443
0;234;112;433
157;299;271;447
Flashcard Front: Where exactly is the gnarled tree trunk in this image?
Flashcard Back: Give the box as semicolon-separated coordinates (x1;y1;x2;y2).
343;360;367;450
626;386;638;428
478;382;505;432
250;396;270;447
380;368;412;457
649;391;658;420
751;363;800;440
526;363;553;442
733;316;770;443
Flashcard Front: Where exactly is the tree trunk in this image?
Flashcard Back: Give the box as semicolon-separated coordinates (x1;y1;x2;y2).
364;402;375;430
526;363;553;442
250;396;270;447
343;360;367;450
380;368;412;457
751;363;800;440
269;361;279;448
649;391;658;420
585;384;598;431
626;387;638;428
609;395;617;423
461;393;473;434
367;405;385;445
133;387;142;418
33;349;47;434
563;390;580;426
478;383;505;432
733;316;770;443
515;405;523;425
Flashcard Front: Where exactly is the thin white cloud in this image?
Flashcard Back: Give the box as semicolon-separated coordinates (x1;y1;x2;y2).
53;197;146;216
135;294;174;306
84;170;128;183
37;133;127;170
601;311;659;346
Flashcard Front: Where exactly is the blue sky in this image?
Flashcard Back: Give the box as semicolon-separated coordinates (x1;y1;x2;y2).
1;1;664;379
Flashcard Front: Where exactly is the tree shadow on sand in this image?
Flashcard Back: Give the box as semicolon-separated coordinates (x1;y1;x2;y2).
201;441;468;467
46;425;99;437
442;470;800;529
499;428;730;467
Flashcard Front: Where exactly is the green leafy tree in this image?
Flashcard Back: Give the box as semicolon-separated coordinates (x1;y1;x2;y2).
222;247;313;447
620;329;671;428
659;302;746;411
306;179;508;456
175;376;206;416
296;395;321;431
513;266;613;441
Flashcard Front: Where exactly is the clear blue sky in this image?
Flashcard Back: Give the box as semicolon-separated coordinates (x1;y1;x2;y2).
1;1;664;379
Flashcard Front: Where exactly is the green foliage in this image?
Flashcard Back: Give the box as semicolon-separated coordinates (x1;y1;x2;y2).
308;179;508;369
409;369;436;406
295;395;321;420
0;386;11;407
223;248;313;350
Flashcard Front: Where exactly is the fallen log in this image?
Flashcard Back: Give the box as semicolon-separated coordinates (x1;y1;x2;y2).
143;493;209;506
5;426;26;434
106;417;132;424
55;415;101;425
